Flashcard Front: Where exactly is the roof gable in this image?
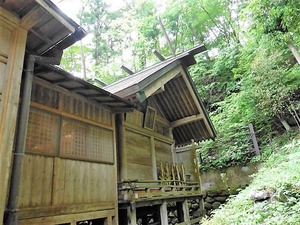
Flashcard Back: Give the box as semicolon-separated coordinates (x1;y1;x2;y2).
104;45;217;144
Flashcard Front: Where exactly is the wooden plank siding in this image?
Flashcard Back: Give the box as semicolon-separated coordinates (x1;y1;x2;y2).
121;109;174;181
0;7;27;223
17;79;118;223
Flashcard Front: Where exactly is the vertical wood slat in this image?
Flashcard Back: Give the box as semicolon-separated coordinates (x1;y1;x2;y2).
0;8;27;222
19;156;33;207
19;155;54;208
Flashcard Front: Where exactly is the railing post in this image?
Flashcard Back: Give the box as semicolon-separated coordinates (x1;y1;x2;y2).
248;123;260;156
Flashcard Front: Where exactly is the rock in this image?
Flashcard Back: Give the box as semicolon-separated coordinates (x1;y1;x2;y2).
170;218;178;225
191;203;199;210
168;211;176;218
250;190;271;201
207;192;219;197
219;190;230;196
273;190;288;202
205;196;215;203
191;209;204;218
215;196;228;203
212;201;222;209
204;202;213;210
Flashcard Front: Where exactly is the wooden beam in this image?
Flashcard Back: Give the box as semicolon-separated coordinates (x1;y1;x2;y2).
35;0;76;32
180;68;215;138
121;65;134;75
152;85;165;96
30;29;54;46
170;114;204;128
142;65;182;101
21;6;45;30
152;49;165;61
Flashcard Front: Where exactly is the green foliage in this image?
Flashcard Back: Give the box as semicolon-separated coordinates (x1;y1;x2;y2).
202;138;300;225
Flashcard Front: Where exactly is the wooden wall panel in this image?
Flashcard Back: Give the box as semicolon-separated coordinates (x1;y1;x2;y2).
127;163;153;180
0;7;27;222
52;158;116;205
125;130;152;180
155;140;172;164
125;110;143;127
175;146;199;182
19;155;54;208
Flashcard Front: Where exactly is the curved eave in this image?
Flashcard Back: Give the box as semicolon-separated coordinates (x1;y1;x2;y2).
34;64;136;113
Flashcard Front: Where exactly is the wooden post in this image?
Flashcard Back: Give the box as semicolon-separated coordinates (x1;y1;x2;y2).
104;216;113;225
0;7;27;223
192;139;202;190
127;205;137;225
170;128;176;164
182;200;190;225
150;137;158;180
160;201;168;225
248;124;260;156
118;115;128;180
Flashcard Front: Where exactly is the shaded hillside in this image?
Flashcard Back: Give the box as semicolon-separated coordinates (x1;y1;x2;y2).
201;135;300;225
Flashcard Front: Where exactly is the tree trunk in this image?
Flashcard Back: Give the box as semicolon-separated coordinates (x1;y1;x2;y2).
287;42;300;65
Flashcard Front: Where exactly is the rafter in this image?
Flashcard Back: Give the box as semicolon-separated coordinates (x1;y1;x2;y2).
170;114;204;128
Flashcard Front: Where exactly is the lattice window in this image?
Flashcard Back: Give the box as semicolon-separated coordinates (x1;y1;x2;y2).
88;126;114;163
26;107;59;154
60;118;114;163
60;119;87;158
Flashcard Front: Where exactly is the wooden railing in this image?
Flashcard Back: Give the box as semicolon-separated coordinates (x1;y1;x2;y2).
118;162;202;202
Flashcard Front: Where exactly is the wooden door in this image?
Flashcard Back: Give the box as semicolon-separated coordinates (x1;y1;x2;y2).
0;7;27;223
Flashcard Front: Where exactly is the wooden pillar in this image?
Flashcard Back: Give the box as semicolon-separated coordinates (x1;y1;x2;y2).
160;201;168;225
170;128;176;164
112;115;119;225
118;114;128;180
127;205;137;225
182;200;190;225
192;139;202;189
150;137;158;180
0;7;27;223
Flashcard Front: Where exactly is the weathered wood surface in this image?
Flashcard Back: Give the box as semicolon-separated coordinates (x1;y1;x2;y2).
0;7;27;223
19;155;116;208
16;80;119;223
19;209;115;225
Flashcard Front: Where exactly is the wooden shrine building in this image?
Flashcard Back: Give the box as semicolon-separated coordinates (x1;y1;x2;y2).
104;45;217;225
0;1;134;225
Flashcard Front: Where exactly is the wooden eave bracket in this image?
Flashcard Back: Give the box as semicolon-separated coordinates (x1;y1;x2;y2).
170;114;204;128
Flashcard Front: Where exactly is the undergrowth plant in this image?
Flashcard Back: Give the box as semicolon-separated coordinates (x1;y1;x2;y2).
201;138;300;225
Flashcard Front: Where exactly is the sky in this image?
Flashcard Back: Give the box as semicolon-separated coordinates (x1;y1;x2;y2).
52;0;125;23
